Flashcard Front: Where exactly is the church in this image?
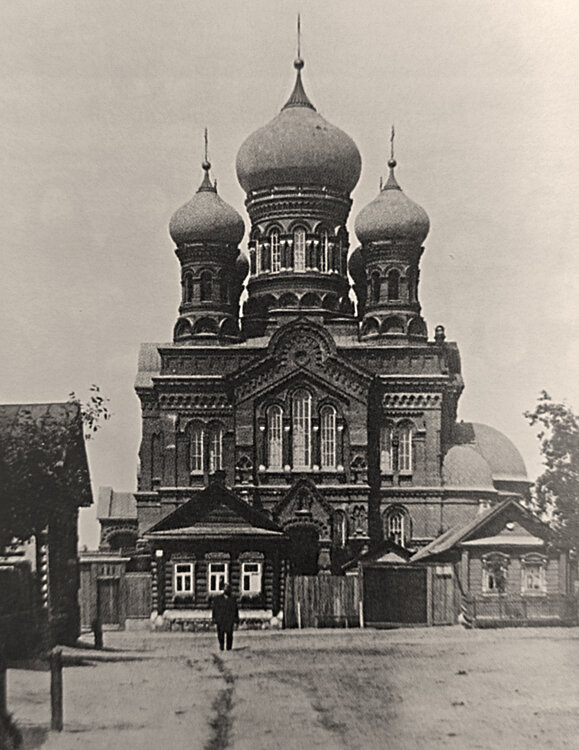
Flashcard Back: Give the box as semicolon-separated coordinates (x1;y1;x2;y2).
96;41;574;629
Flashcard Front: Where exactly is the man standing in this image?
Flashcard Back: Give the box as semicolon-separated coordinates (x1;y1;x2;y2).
211;584;239;651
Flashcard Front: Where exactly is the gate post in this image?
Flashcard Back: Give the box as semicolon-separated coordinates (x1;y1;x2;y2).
426;566;433;626
0;648;7;719
50;647;63;731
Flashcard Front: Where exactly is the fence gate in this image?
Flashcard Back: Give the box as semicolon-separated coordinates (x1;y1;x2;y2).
363;566;428;625
432;565;457;625
97;578;120;625
125;572;152;619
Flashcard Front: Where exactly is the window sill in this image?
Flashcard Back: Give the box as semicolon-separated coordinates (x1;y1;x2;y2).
521;591;547;597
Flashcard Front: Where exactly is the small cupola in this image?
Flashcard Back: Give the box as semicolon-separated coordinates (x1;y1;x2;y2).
170;132;246;344
352;130;430;340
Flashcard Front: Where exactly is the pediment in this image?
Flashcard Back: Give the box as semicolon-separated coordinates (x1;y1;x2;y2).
229;320;371;405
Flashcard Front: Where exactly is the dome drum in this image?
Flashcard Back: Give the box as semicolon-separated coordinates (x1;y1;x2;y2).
246;273;350;308
360;313;426;339
244;185;352;226
173;314;242;343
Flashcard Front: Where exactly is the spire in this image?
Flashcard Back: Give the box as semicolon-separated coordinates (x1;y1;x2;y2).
282;14;316;111
383;125;401;191
198;127;216;193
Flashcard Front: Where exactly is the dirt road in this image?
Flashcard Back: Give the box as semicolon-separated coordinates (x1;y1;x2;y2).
8;627;579;749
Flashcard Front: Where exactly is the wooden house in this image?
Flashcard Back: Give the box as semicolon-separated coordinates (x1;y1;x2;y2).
412;498;576;627
0;402;93;649
144;476;287;630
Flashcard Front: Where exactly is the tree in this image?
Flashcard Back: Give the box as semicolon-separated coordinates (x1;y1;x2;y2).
68;384;111;439
0;387;110;549
525;391;579;546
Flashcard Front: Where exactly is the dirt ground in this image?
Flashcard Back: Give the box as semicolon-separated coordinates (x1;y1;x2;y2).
7;626;579;750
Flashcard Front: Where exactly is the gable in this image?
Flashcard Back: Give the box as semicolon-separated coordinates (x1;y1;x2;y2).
203;502;255;527
412;498;559;562
464;503;551;545
145;482;282;535
229;320;371;406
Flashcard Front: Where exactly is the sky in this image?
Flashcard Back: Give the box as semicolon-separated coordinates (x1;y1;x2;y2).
1;0;578;549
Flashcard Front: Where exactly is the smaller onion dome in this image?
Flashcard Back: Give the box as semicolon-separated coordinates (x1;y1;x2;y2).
234;250;250;284
354;159;429;245
348;247;365;288
169;160;245;246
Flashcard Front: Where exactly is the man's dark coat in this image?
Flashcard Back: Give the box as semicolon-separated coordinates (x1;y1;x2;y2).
211;594;239;629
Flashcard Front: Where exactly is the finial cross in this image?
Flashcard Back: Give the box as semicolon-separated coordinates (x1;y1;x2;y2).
297;13;301;60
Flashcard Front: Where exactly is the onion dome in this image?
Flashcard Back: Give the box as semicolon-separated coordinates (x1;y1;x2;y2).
169;160;245;246
348;246;365;288
236;58;361;195
354;159;429;245
235;250;250;283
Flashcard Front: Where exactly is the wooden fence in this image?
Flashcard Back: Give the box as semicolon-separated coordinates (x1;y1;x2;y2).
284;575;360;628
465;594;577;626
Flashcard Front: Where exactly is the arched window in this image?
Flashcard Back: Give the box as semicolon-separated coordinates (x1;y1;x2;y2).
387;269;400;301
254;242;261;275
209;425;223;473
386;510;406;547
380;424;393;473
332;237;341;273
267;405;283;469
371;272;381;303
200;271;213;301
183;273;193;303
189;425;204;474
292;390;311;468
333;510;348;548
261;240;271;272
398;423;413;472
270;229;281;272
151;433;163;483
293;228;306;272
320;405;337;469
319;229;329;272
408;268;417;302
219;272;228;303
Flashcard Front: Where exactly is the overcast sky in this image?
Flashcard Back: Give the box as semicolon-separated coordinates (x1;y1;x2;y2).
1;0;578;548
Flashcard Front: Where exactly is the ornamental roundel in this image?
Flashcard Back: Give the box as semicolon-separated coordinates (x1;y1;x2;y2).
277;331;327;368
269;320;335;367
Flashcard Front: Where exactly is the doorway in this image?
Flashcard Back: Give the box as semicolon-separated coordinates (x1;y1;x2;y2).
287;524;319;575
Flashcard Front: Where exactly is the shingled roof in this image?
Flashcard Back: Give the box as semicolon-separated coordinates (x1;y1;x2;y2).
145;479;284;540
411;498;556;563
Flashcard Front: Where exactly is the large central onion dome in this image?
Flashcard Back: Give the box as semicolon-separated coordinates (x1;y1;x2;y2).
355;159;430;245
169;161;245;246
236;59;361;195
